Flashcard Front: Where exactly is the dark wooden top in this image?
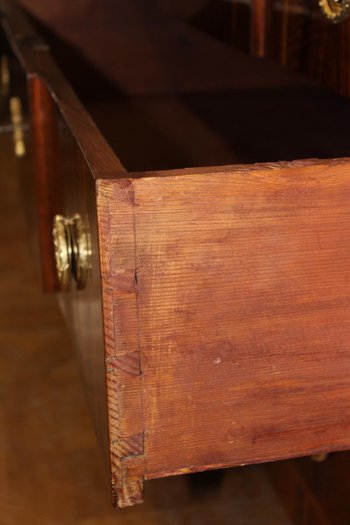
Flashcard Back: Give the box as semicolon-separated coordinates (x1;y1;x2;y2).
3;0;350;174
17;0;309;96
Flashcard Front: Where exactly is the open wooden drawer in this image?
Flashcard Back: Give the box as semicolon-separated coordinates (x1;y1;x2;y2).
3;0;350;509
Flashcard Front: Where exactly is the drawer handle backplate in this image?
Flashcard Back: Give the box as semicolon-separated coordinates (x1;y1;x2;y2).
52;214;91;291
319;0;350;22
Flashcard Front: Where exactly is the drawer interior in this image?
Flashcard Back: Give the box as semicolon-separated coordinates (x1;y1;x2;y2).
25;0;350;173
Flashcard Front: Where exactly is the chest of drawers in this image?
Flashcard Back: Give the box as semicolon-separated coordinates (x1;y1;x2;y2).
3;0;350;508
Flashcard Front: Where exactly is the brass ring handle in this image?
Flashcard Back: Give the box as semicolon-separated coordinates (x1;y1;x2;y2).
52;214;91;291
319;0;350;23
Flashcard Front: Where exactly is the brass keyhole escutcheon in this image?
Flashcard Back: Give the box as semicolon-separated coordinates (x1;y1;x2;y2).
52;214;91;291
319;0;350;23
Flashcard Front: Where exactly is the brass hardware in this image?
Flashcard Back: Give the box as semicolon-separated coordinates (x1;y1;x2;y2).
9;96;26;157
53;215;73;291
52;214;91;291
311;453;329;462
71;213;91;290
0;54;10;100
319;0;350;22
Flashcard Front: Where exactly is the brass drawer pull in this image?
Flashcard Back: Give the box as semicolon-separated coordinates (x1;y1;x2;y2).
1;55;26;157
0;54;10;100
52;214;91;291
319;0;350;23
9;96;26;157
311;453;329;463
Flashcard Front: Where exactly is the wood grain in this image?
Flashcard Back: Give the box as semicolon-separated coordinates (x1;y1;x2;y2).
262;0;350;97
5;0;350;510
29;76;60;291
130;160;350;479
96;179;145;507
1;0;142;507
15;0;309;96
42;107;145;506
0;128;293;525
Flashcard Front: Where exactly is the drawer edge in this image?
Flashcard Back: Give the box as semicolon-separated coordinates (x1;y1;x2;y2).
96;178;145;508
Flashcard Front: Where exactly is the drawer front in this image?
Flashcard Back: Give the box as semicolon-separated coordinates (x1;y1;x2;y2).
45;87;111;484
27;75;141;506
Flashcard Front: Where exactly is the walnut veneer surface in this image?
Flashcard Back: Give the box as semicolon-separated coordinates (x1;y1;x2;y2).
253;0;350;97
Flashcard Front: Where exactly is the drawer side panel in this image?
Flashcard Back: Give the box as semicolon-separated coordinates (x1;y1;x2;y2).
133;159;350;479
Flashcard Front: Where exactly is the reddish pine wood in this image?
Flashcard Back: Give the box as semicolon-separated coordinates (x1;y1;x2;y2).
5;0;350;510
131;160;350;479
96;178;144;507
1;124;297;523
